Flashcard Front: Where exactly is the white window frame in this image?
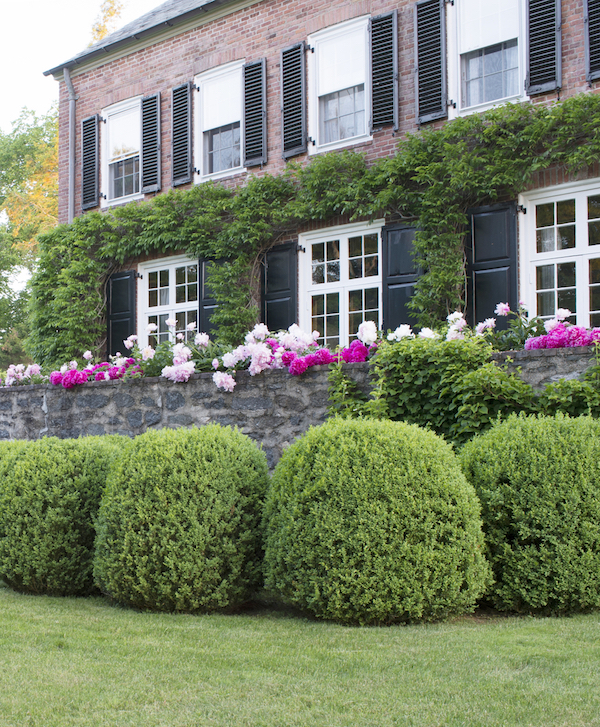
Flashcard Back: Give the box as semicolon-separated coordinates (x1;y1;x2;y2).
298;220;384;347
446;0;528;119
137;255;200;347
307;16;372;155
101;96;144;208
193;60;246;182
519;179;600;329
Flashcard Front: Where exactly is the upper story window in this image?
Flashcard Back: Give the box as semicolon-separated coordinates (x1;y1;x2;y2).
194;61;245;181
462;38;519;107
307;17;371;153
102;98;143;204
520;180;600;328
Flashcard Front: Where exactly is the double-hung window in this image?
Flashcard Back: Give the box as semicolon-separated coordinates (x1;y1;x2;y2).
102;98;143;203
138;256;199;347
307;17;371;153
194;61;244;180
520;181;600;328
299;222;383;347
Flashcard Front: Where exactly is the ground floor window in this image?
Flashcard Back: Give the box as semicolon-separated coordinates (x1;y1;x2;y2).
298;221;383;347
520;180;600;328
137;256;198;346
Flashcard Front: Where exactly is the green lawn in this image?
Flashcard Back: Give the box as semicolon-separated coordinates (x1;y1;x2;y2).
1;582;599;727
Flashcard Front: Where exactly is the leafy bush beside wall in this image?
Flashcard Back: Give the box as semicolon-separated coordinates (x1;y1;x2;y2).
263;417;491;624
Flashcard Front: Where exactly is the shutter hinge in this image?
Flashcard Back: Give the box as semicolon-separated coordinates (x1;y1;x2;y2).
193;167;200;174
135;272;143;279
100;193;107;200
305;44;315;53
308;136;316;146
447;99;456;109
193;84;200;92
297;244;306;253
444;0;454;5
516;205;527;215
100;117;107;124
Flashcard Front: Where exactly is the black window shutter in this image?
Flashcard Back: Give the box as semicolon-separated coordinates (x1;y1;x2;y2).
244;59;267;167
81;114;99;210
106;271;136;357
382;225;420;331
466;204;517;330
172;82;192;186
526;0;561;95
141;92;161;193
281;42;307;159
414;0;447;125
199;259;220;336
585;0;600;83
370;10;398;131
261;242;297;331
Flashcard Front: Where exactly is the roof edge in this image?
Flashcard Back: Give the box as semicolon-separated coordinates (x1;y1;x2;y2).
43;0;232;78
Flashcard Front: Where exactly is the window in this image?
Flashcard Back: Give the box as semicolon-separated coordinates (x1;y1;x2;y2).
194;61;244;180
102;98;142;203
138;256;199;346
299;222;383;347
446;0;530;115
307;17;371;152
520;181;600;328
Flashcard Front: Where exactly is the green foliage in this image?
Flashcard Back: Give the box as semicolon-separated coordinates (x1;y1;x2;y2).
263;417;491;624
30;94;600;362
94;425;269;612
0;435;121;596
327;357;370;418
369;337;493;440
461;414;600;614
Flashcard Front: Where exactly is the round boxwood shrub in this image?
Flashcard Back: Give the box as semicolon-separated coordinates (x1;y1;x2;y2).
93;425;269;612
263;417;491;624
460;414;600;615
0;435;121;596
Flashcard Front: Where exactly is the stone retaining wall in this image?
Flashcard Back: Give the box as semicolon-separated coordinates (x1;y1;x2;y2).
0;347;596;467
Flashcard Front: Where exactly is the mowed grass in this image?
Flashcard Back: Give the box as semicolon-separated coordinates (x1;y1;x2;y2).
1;583;599;727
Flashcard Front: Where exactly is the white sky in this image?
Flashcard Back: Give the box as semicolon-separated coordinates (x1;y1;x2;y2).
0;0;159;133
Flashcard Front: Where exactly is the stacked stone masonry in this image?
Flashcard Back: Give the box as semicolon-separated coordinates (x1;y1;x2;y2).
1;349;595;467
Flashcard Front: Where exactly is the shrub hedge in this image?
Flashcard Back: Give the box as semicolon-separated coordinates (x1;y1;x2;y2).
93;425;268;612
263;417;491;624
461;414;600;615
0;436;121;596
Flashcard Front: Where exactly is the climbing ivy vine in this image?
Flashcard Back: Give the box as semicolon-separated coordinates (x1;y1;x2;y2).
28;94;600;366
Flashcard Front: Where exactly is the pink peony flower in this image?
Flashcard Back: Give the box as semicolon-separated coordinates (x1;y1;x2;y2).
494;302;511;316
83;350;93;361
288;357;309;375
213;371;236;391
49;371;64;386
281;351;297;366
162;361;195;382
195;332;210;347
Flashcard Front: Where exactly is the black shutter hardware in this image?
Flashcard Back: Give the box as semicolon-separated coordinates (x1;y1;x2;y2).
244;59;267;167
172;82;192;186
414;0;447;124
81;114;99;210
141;92;161;193
370;11;398;131
585;0;600;82
281;42;307;159
526;0;561;94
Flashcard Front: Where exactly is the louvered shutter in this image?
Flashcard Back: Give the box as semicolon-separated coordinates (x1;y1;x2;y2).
141;93;161;193
262;243;298;331
466;204;517;330
414;0;447;125
243;59;267;167
370;11;398;131
585;0;600;82
526;0;561;95
107;271;136;357
81;114;99;210
382;225;420;331
281;42;307;159
172;82;192;186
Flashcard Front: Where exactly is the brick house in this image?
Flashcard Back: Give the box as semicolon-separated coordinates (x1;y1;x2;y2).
44;0;600;353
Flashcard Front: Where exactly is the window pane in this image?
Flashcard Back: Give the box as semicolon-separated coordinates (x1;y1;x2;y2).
364;255;378;277
348;289;362;311
536;265;554;290
149;272;158;289
365;287;379;310
537;228;555;253
327;240;340;261
176;285;186;304
349;259;362;279
188;284;198;302
590;286;600;312
557;262;576;288
537;291;555;317
536;203;554;228
591;258;600;284
364;234;378;255
319;84;365;143
557;225;575;250
588;195;600;220
176;267;186;285
557;199;575;224
462;39;518;107
589;220;600;246
159;288;169;306
348;236;362;257
187;265;198;284
312;295;324;316
148;290;158;307
160;270;169;288
204;122;241;174
312;243;325;263
557;288;576;314
326;293;339;314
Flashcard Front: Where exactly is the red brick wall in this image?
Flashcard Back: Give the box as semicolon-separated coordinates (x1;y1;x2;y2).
56;0;600;223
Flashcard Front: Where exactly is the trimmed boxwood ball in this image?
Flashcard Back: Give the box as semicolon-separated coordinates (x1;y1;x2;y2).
263;418;491;624
93;425;268;613
461;413;600;615
0;436;121;596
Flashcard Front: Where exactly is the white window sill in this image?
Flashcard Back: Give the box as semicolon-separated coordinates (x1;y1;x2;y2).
195;166;246;184
102;192;145;209
457;93;528;117
308;133;372;156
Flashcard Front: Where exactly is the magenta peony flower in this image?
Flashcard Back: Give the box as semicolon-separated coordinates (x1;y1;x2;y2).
281;351;297;366
289;357;309;375
49;371;64;386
